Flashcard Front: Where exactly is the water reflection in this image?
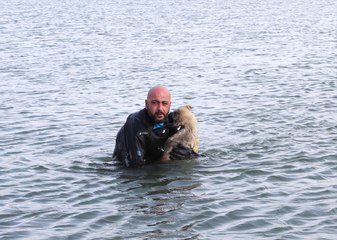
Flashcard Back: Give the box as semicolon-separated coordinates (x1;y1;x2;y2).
87;160;202;238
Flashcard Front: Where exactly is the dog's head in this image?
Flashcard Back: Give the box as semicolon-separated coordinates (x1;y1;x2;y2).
168;104;194;127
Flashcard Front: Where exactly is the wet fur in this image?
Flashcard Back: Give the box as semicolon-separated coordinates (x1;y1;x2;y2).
161;105;198;162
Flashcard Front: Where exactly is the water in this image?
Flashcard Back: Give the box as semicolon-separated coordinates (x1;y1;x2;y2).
1;0;337;239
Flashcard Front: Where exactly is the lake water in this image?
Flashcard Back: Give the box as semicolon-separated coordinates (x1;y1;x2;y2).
1;0;337;239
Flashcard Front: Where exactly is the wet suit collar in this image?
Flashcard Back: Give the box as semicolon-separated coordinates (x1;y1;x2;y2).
153;122;166;129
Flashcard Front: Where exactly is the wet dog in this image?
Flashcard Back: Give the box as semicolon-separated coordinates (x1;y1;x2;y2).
161;104;199;161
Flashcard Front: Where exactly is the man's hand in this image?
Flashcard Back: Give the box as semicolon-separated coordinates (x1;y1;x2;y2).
170;144;199;160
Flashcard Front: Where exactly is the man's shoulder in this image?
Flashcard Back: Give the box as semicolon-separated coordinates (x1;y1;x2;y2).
127;108;147;121
125;108;153;128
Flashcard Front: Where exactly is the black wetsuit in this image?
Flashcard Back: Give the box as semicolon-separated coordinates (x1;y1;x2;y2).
112;108;176;167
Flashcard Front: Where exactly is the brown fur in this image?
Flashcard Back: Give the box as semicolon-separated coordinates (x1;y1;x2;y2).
160;104;199;162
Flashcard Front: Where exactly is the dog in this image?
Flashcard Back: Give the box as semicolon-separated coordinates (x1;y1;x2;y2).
160;104;199;162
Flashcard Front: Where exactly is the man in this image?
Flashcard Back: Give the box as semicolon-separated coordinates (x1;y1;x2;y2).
112;85;197;167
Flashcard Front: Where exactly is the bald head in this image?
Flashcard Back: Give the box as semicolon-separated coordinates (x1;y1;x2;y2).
145;85;171;122
147;85;171;100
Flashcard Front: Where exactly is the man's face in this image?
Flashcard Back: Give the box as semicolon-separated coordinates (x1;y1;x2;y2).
145;90;171;122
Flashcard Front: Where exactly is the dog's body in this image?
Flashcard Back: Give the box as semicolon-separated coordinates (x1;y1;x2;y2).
160;105;198;162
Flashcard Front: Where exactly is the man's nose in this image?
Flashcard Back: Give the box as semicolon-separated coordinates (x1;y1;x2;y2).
158;103;165;112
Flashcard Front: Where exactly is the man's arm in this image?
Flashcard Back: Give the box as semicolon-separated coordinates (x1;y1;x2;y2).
123;115;147;167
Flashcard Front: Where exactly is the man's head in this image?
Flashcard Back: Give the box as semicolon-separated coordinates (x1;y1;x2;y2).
145;85;171;123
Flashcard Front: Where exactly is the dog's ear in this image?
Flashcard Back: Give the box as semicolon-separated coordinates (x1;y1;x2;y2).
168;112;174;124
185;104;193;110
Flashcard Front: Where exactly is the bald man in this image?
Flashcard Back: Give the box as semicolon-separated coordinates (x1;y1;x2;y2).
113;85;198;167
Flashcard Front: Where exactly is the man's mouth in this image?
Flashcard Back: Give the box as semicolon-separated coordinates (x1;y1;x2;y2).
155;112;164;118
